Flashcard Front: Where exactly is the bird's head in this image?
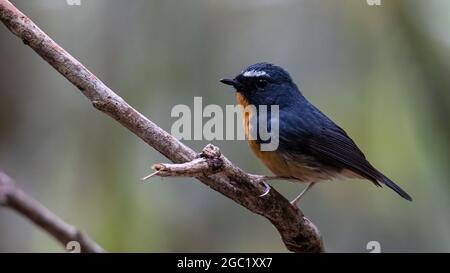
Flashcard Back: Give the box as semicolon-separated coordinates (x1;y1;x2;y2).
220;62;302;107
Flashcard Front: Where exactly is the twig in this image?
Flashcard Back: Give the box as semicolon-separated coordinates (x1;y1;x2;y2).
141;170;161;181
144;144;272;197
0;170;104;253
0;0;324;252
144;144;225;179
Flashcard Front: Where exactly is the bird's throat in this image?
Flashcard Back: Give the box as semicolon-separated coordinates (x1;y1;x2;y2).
235;92;249;108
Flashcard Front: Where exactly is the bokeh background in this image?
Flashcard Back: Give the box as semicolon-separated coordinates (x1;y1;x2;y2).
1;0;449;252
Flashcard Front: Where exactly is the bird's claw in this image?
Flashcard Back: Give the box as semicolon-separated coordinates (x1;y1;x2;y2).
258;180;271;197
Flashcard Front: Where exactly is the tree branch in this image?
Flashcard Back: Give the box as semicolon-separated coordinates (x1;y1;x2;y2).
143;144;272;196
0;0;324;252
0;170;104;253
145;145;225;178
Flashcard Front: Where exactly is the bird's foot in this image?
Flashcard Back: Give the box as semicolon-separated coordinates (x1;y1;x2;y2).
258;180;271;197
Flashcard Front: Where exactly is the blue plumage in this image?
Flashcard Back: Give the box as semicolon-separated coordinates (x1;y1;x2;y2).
221;63;412;202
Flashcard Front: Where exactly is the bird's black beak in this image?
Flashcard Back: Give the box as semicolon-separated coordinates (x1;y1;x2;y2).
220;78;238;86
220;78;243;90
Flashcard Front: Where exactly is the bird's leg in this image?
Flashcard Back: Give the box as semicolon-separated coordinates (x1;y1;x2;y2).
291;182;315;207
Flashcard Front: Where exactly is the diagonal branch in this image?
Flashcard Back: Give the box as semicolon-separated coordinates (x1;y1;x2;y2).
0;0;324;252
0;170;105;253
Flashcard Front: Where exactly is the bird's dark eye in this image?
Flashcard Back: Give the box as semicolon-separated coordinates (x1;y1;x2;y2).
255;78;268;89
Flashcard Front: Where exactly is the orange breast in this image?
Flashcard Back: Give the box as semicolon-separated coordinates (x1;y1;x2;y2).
236;92;249;107
236;93;336;181
236;92;251;142
236;92;291;177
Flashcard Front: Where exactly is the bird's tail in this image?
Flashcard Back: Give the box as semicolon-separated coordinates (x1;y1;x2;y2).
379;175;413;201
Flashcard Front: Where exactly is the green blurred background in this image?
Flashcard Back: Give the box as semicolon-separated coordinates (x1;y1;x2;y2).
0;0;449;252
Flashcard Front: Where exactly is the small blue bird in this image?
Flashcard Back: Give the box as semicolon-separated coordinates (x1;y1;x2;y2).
220;63;412;206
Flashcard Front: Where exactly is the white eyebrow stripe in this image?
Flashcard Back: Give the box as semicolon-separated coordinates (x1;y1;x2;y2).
242;70;269;77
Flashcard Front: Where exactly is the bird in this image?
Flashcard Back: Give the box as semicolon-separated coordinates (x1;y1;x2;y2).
220;62;412;206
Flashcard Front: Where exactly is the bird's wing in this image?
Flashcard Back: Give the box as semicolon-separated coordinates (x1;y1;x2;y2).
307;125;380;185
306;125;412;201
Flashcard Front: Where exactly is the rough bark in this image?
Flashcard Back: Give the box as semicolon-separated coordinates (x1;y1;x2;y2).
0;0;324;252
